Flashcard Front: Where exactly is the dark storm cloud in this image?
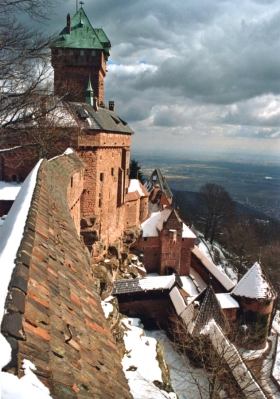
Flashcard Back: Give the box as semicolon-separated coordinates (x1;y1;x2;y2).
31;0;280;154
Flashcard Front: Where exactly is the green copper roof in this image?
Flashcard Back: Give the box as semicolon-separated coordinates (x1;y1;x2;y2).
51;7;111;53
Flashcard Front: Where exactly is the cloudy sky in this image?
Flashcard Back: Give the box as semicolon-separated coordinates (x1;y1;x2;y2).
49;0;280;160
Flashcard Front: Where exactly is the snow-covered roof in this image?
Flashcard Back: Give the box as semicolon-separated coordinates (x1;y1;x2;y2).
0;181;22;200
182;222;197;239
128;179;149;197
180;272;207;296
192;245;235;291
216;293;239;309
169;286;187;315
232;262;277;300
141;208;172;237
141;207;196;239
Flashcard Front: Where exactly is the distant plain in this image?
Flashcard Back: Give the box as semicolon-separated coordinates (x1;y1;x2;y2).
132;151;280;220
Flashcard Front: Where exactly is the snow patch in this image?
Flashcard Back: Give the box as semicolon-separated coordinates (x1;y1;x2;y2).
0;182;22;200
122;318;176;399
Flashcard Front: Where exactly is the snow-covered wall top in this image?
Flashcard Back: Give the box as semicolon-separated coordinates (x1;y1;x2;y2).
192;245;235;291
0;160;42;323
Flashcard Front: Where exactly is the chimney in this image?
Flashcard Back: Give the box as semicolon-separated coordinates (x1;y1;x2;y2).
93;97;99;111
67;13;71;34
108;101;115;112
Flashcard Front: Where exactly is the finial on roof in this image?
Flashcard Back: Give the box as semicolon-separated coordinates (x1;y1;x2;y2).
79;1;84;8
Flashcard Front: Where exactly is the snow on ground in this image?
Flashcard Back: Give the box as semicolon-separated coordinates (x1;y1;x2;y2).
101;296;114;318
1;359;53;399
122;318;176;399
0;181;22;200
0;160;53;399
146;330;210;399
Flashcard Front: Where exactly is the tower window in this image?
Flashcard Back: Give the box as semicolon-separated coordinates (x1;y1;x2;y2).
111;168;114;176
100;173;104;182
92;50;96;56
80;50;84;56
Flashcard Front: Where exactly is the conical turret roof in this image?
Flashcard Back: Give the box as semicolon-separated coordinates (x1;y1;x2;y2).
232;262;276;301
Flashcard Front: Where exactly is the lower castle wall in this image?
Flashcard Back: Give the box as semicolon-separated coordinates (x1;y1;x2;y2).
116;291;174;328
132;237;160;273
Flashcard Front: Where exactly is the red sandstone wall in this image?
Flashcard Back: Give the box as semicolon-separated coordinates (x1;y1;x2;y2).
78;137;131;258
133;236;161;273
0;131;78;182
67;169;84;235
236;297;274;315
125;198;140;228
118;295;174;328
140;197;149;222
52;49;107;103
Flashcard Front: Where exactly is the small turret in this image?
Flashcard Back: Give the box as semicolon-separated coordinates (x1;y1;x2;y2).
85;77;94;106
232;262;277;349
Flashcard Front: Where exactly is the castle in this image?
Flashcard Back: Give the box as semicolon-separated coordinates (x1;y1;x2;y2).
0;5;278;398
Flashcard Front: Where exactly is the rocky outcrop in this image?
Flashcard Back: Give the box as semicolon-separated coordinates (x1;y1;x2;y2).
91;254;147;299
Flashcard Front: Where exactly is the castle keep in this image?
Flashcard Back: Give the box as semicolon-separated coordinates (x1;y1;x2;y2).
0;6;278;397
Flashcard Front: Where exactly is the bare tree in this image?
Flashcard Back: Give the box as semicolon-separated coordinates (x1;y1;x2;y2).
0;0;70;155
197;183;235;244
168;314;276;399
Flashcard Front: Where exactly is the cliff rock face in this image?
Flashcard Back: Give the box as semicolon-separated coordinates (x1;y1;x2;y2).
92;253;147;300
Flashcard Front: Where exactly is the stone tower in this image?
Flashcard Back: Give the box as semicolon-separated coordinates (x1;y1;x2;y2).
232;262;277;349
50;6;111;104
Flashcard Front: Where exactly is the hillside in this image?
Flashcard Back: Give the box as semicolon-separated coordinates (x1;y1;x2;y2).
172;189;276;226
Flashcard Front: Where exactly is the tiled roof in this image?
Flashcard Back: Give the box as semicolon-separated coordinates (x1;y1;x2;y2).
1;152;132;399
69;102;134;134
113;275;176;295
148;168;173;199
190;286;229;336
232;262;277;301
51;8;111;54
